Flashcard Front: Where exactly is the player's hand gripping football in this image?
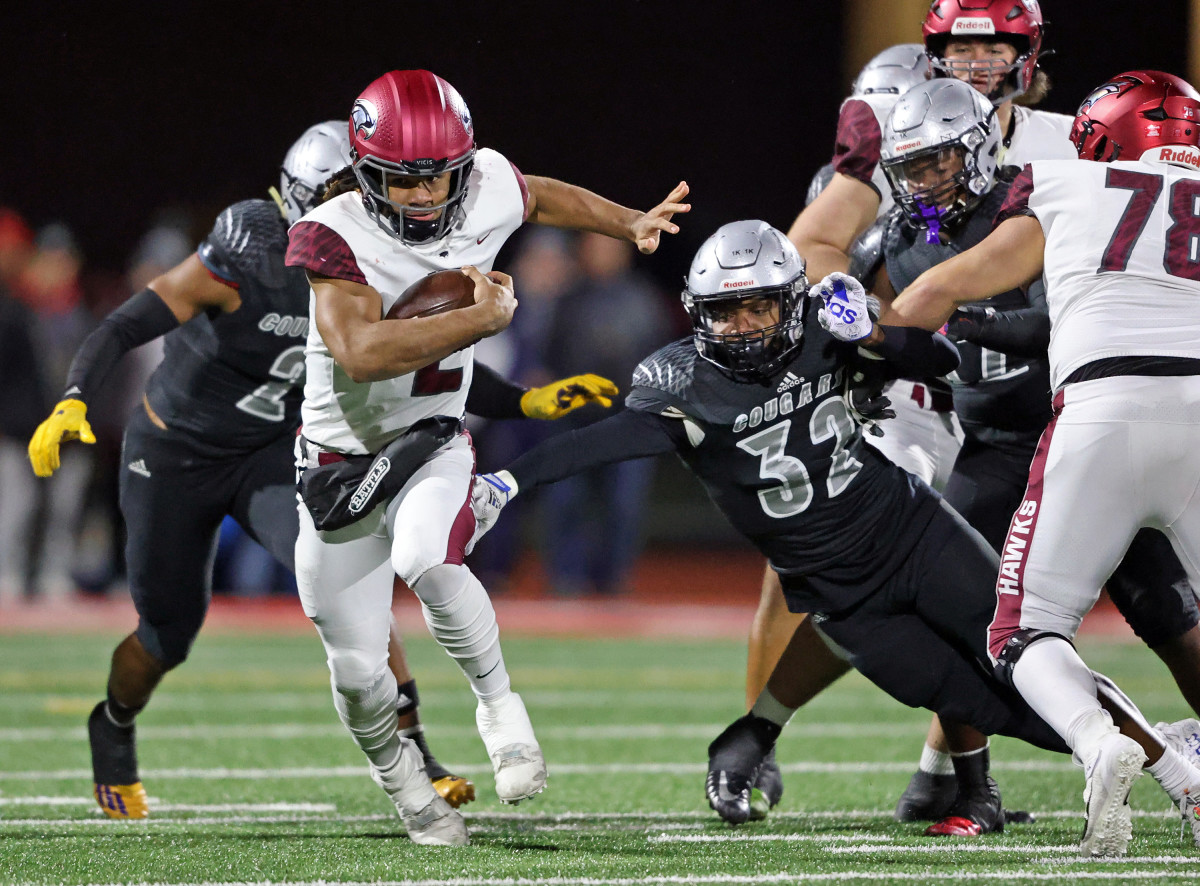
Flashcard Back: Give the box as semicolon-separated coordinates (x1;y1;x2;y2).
630;181;691;254
812;272;873;343
28;398;95;478
466;471;517;554
521;374;619;420
464;266;517;337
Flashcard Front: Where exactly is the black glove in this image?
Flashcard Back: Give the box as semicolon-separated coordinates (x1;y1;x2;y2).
941;305;993;344
845;353;895;437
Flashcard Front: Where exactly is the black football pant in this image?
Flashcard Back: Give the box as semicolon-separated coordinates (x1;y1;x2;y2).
119;406;298;666
811;499;1069;754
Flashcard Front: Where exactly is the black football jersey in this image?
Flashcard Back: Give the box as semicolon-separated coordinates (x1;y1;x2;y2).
144;199;311;452
626;319;940;612
884;181;1051;453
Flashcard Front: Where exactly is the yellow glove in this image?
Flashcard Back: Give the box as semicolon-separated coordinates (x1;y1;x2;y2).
28;399;95;478
520;374;619;420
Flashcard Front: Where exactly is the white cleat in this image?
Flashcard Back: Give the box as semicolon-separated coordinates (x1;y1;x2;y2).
1181;787;1200;848
1156;718;1200;770
476;692;547;804
1080;732;1146;857
371;737;469;846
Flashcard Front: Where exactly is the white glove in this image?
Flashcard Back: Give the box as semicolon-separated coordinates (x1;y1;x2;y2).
465;470;517;554
812;272;873;343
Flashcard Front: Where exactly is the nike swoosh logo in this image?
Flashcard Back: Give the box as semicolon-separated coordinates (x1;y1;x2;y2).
715;771;745;803
474;661;500;680
477;231;492;245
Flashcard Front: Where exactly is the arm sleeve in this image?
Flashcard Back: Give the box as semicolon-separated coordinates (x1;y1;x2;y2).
466;361;528;419
950;280;1050;357
506;407;685;492
62;288;180;403
868;325;961;379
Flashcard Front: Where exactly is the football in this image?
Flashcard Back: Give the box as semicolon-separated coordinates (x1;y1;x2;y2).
384;269;477;320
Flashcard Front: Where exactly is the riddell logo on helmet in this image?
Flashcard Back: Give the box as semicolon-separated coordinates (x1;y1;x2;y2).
722;280;756;290
1152;146;1200;169
351;99;378;140
893;138;926;155
951;19;997;35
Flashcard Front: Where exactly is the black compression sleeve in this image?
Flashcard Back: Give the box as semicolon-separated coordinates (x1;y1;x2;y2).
466;361;528;419
506;408;685;491
63;288;179;403
951;279;1050;357
867;325;960;378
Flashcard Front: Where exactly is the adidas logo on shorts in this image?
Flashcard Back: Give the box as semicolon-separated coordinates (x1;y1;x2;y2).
127;459;151;478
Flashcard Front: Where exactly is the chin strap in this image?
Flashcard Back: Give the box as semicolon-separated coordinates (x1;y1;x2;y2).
267;186;288;221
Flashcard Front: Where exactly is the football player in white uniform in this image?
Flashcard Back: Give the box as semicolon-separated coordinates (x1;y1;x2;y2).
284;69;688;846
888;69;1200;857
743;0;1088;822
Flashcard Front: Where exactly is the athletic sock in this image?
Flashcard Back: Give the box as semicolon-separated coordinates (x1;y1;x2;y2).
750;688;798;729
104;689;142;728
1148;745;1199;805
920;743;956;776
395;679;419;719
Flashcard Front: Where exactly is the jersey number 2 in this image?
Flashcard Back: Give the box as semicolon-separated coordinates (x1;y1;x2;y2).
1100;169;1200;280
735;398;863;519
236;345;305;422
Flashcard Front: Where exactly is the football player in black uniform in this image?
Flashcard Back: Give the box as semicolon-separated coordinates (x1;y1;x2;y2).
27;121;617;822
468;219;1081;836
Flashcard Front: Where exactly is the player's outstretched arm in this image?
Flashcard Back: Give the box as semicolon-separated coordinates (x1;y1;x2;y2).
312;267;515;383
467;364;618;420
524;177;690;254
27;254;239;477
786;173;881;281
885;216;1046;331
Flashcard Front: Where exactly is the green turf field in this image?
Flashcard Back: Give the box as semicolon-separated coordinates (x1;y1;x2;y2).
0;628;1194;884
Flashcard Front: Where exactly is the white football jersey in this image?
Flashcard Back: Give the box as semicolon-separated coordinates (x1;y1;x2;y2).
1002;106;1075;169
1014;155;1200;388
287;148;527;453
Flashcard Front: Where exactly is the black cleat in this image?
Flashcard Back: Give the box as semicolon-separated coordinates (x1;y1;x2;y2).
749;747;784;820
894;769;957;822
88;701;148;819
706;714;781;825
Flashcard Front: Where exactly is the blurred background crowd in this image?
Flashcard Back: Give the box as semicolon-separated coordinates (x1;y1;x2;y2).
0;1;1195;602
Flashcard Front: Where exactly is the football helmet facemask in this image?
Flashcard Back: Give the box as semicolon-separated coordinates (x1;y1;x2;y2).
683;221;808;383
1071;70;1200;166
280;121;352;225
349;70;477;244
923;0;1044;106
882;79;1001;242
851;43;930;97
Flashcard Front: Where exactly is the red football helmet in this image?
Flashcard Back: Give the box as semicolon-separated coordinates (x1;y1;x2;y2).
923;0;1044;105
348;70;476;243
1071;71;1200;164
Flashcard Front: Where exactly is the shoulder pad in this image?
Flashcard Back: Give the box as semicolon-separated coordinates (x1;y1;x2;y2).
847;214;888;282
628;339;700;414
197;199;289;290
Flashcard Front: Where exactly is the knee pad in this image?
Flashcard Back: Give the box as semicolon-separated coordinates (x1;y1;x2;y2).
326;645;388;696
391;537;443;588
134;620;196;670
993;628;1073;689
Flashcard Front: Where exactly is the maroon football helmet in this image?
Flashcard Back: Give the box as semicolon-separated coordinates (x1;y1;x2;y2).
923;0;1044;105
1071;71;1200;164
348;70;476;243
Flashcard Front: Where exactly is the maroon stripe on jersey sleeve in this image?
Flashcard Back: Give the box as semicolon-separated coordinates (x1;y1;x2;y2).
995;165;1037;227
510;161;531;221
285;221;368;285
831;99;883;185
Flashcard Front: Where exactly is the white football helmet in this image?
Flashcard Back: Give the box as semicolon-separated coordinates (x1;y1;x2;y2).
682;221;808;382
881;79;1000;238
851;44;930;97
280;121;352;224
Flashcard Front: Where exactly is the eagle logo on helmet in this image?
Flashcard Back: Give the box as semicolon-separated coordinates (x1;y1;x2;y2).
1077;77;1140;115
1020;0;1040;13
351;99;378;140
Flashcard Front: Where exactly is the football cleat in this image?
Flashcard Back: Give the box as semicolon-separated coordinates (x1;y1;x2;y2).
1080;732;1146;857
748;747;784;821
925;776;1004;837
1181;787;1200;847
88;701;149;819
371;737;469;846
476;692;547;804
406;726;477;809
706;714;782;825
1157;718;1200;769
894;770;957;822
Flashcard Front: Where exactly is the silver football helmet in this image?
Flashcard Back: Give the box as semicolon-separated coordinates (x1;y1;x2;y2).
280;121;352;224
682;221;808;382
851;44;930;97
880;79;1000;238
